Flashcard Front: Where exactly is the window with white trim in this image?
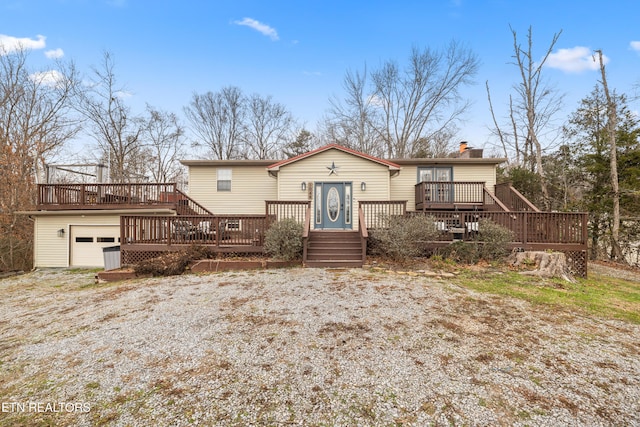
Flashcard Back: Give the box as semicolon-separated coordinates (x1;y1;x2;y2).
217;168;232;191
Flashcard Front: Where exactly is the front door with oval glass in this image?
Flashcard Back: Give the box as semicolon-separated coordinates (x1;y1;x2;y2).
314;182;352;229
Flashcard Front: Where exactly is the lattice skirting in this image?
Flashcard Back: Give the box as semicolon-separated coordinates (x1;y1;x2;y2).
563;250;588;278
122;250;166;266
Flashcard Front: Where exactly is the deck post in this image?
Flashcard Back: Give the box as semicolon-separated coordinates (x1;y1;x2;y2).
523;211;528;246
167;218;172;246
216;217;220;248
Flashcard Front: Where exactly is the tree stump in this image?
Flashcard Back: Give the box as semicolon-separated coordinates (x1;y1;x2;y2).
511;251;575;282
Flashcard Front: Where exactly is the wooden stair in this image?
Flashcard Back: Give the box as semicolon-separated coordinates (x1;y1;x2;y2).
304;230;364;268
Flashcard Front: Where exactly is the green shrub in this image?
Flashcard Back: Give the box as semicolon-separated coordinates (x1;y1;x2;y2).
264;218;303;261
369;214;439;260
476;218;514;260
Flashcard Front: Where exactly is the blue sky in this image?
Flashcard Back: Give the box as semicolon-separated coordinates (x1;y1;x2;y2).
2;0;640;155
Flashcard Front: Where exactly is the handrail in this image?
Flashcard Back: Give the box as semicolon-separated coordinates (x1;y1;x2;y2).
302;205;311;263
507;184;540;212
494;182;541;212
358;205;368;239
302;206;311;239
358;205;368;264
175;189;213;216
483;188;510;212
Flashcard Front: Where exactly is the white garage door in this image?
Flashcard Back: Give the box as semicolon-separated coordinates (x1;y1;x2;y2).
70;225;120;267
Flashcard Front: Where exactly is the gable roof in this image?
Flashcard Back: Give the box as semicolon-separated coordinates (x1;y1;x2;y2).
266;144;401;172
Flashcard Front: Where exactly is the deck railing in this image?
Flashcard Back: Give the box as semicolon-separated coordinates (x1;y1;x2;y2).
359;200;407;229
175;189;213;216
38;183;179;210
483;188;509;211
265;200;310;224
358;205;368;261
384;209;588;248
494;183;540;212
302;205;312;263
415;181;486;208
121;214;268;248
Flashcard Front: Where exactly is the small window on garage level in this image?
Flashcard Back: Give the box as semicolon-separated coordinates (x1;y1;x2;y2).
97;237;116;243
75;237;94;243
217;168;232;191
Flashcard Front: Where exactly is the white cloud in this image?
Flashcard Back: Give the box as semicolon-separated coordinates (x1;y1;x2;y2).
630;41;640;52
0;34;46;54
114;90;132;99
233;17;279;41
45;48;64;59
546;46;607;73
29;70;64;87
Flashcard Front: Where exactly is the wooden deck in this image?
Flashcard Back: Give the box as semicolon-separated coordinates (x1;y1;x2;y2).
119;202;311;265
36;183;587;276
414;181;526;212
360;200;589;276
37;183;212;215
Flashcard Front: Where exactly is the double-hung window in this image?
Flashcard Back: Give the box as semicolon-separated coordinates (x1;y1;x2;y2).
217;168;232;191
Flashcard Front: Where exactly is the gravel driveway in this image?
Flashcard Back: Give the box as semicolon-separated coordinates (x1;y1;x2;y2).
1;267;638;426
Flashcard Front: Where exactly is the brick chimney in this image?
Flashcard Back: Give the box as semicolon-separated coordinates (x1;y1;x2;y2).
459;141;468;153
458;141;483;158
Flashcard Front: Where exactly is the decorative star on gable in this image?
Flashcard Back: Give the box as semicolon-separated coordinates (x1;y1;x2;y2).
326;161;339;175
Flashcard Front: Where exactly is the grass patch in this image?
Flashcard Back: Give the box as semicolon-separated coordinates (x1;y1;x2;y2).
451;269;640;323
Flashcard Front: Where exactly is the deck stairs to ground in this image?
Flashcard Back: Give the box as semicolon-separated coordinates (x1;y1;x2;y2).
304;230;364;268
174;189;214;216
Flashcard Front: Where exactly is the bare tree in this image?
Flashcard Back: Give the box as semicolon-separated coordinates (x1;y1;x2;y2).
325;67;383;157
371;42;479;158
486;81;511;163
184;86;245;160
74;51;144;182
0;47;79;270
141;105;186;183
595;50;624;260
487;26;564;210
242;93;294;159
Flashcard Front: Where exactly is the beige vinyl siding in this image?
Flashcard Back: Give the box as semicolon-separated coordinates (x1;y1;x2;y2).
276;149;391;230
188;165;277;214
391;164;497;211
453;164;497;189
34;214;121;268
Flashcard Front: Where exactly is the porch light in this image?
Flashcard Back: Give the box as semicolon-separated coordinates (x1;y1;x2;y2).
361;182;366;191
301;181;306;191
57;228;65;238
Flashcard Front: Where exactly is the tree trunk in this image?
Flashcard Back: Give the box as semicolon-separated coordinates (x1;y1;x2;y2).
596;50;624;261
512;251;574;282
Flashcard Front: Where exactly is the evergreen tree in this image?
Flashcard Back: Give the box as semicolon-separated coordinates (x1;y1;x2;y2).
563;87;640;260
